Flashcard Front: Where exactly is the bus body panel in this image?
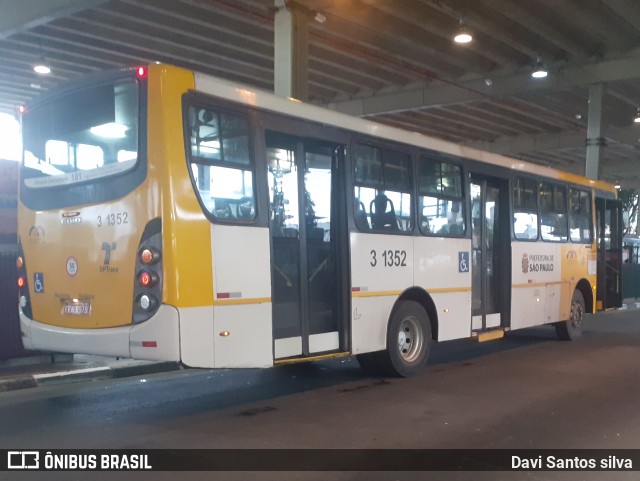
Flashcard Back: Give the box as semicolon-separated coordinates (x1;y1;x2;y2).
511;242;562;328
20;304;180;361
350;233;473;351
213;303;273;368
350;232;412;353
210;224;273;368
413;236;472;342
178;306;214;367
148;64;214;310
19;199;145;329
511;241;595;329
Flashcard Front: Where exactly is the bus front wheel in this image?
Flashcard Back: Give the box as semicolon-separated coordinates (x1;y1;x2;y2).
555;289;585;341
357;300;432;377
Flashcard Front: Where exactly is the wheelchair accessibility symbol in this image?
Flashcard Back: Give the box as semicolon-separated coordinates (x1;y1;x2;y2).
458;252;469;273
33;273;44;293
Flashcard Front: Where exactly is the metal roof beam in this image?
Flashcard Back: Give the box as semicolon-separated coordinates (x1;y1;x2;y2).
461;126;638;155
0;0;106;39
326;54;640;116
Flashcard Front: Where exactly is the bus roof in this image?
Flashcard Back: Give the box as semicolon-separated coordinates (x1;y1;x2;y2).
186;66;615;195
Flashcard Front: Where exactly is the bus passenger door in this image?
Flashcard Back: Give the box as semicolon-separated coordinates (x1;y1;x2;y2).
470;177;510;331
266;131;347;360
596;197;622;309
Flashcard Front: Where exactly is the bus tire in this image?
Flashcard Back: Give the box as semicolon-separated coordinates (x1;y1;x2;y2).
555;289;585;341
361;300;432;377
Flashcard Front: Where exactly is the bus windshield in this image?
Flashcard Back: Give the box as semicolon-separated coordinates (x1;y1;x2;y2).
22;79;139;189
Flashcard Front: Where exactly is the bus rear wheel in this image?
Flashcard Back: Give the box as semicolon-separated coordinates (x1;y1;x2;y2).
555;289;585;341
357;300;432;377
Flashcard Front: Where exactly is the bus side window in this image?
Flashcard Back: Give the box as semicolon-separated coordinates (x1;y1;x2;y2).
187;106;256;222
539;182;567;242
353;143;413;233
569;188;592;243
417;157;465;237
513;177;538;240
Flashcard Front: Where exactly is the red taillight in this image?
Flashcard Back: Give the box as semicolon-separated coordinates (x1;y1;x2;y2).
137;66;147;77
139;271;152;287
17;276;25;288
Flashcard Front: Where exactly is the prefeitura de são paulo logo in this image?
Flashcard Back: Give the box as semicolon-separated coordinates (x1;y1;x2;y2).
522;253;529;274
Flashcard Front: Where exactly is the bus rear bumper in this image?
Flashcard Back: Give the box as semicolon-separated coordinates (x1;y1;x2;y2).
20;304;181;362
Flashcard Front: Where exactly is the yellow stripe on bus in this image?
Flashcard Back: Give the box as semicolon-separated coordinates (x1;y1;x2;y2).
213;297;272;306
352;287;471;298
512;281;568;288
428;287;472;293
274;351;350;365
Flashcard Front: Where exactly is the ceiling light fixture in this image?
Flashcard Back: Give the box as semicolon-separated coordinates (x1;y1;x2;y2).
33;51;51;75
531;55;548;79
615;181;621;190
33;62;51;75
453;19;473;44
634;108;640;123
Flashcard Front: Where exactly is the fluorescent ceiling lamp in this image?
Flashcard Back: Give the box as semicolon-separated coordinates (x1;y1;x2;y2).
90;122;128;138
33;63;51;74
634;108;640;123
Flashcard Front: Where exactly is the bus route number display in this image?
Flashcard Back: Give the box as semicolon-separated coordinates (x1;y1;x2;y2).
370;249;407;267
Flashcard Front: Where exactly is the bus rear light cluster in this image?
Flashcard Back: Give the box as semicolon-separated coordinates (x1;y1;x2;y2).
16;246;32;318
132;218;162;323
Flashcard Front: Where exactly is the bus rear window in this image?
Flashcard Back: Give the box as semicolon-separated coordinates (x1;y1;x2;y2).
22;80;139;189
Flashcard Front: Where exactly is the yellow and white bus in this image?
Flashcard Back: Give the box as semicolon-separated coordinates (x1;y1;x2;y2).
17;64;622;377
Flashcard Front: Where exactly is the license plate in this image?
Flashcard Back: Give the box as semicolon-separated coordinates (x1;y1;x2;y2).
62;300;91;316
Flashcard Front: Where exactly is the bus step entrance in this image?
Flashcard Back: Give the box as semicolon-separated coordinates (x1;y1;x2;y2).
472;328;506;343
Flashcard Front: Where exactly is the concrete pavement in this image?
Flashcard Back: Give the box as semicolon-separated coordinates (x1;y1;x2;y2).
0;354;182;392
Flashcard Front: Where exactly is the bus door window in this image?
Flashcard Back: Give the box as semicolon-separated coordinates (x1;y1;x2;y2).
304;145;339;336
471;183;482;317
484;185;501;317
267;138;302;340
266;132;343;354
471;179;505;330
597;198;622;308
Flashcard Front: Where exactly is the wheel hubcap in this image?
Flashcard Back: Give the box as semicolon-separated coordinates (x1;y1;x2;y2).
397;316;424;363
570;300;583;328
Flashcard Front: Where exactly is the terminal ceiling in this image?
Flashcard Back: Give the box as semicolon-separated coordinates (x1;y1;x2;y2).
1;0;639;187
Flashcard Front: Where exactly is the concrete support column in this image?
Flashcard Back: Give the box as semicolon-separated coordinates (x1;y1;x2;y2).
274;0;308;101
585;83;606;180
